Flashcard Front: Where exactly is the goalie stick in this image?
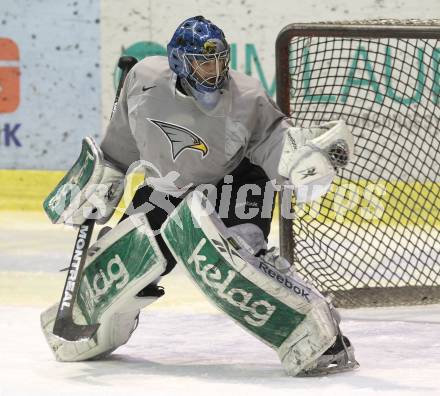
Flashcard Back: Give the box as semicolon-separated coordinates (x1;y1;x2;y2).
52;55;138;341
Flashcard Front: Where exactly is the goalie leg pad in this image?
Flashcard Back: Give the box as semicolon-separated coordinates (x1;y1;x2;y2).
41;214;167;361
161;191;338;376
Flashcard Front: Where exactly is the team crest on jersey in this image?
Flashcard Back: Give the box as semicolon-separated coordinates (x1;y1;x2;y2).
149;119;209;161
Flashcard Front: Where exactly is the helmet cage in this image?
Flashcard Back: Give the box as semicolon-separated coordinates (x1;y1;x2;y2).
182;48;230;92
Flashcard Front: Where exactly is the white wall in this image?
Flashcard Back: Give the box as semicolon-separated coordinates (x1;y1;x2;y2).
1;0;438;169
101;0;440;125
0;0;100;170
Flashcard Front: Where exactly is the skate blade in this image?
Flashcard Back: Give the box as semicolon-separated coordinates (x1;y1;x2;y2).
298;360;360;377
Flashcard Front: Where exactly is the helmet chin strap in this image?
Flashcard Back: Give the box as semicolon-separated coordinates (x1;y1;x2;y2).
181;78;222;111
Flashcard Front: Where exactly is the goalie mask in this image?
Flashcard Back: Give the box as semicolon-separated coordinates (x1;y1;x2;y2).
167;16;230;94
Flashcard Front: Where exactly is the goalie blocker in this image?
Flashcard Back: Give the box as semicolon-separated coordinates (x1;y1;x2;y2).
43;136;126;226
161;190;358;376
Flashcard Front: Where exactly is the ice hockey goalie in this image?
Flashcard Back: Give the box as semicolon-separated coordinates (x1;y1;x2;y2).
40;15;358;376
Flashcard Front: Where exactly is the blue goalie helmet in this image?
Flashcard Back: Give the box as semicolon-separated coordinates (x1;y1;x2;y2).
167;16;230;93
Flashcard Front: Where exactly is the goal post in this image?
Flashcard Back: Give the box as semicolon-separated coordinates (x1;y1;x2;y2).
276;19;440;308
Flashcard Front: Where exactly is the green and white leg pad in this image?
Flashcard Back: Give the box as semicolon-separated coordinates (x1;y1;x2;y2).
161;191;338;376
41;214;167;361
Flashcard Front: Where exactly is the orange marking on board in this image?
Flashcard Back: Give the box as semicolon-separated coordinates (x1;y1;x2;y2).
0;38;20;113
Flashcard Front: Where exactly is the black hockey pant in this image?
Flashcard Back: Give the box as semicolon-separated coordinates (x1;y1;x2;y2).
119;158;276;275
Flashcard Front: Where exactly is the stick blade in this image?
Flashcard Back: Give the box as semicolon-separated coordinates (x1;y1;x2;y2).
53;319;100;341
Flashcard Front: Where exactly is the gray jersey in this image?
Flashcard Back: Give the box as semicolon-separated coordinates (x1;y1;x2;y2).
101;56;291;194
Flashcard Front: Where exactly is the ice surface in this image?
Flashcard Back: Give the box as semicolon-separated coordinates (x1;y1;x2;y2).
1;212;439;395
1;305;440;396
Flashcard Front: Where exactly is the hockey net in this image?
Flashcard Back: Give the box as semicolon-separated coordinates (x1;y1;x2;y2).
276;19;440;308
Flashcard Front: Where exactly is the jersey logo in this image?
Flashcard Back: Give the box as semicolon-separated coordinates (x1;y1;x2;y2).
142;85;156;92
299;167;317;179
149;119;209;161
